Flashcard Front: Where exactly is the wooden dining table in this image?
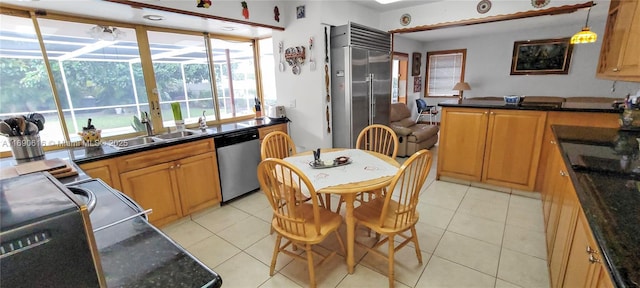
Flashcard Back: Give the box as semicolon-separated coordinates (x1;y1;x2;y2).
283;148;400;274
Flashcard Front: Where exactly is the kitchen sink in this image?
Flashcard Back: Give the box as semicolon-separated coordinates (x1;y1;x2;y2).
152;130;198;140
105;136;160;150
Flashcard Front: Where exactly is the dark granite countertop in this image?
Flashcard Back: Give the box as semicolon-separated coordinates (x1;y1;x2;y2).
554;125;640;288
95;216;221;287
438;99;622;113
67;117;288;164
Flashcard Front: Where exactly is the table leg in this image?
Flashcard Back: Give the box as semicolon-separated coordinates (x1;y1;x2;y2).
344;193;355;274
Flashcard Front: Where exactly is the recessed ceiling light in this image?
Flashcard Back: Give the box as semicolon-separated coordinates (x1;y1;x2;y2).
221;27;236;31
375;0;402;4
143;15;164;21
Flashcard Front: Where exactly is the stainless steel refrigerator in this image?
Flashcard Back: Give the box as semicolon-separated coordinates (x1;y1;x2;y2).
331;22;392;148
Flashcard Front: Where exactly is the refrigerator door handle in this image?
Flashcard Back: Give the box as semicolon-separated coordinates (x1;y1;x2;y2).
369;73;375;121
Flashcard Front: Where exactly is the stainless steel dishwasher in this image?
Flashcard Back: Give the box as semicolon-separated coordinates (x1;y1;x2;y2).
214;128;261;203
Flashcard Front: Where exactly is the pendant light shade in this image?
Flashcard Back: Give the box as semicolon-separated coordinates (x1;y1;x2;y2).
571;5;597;44
571;27;597;44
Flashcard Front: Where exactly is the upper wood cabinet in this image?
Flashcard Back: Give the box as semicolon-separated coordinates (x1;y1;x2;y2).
437;108;546;190
597;0;640;81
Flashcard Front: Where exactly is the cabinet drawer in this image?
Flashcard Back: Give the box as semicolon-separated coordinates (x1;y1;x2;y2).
117;138;215;172
258;124;287;140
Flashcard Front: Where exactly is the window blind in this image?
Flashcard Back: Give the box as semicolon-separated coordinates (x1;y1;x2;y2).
427;52;463;96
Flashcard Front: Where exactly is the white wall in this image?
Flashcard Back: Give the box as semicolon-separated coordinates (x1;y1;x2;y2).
420;17;640;99
272;1;380;151
392;36;426;119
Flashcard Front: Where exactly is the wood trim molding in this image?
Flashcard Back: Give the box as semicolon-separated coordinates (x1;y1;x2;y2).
390;1;594;34
104;0;285;31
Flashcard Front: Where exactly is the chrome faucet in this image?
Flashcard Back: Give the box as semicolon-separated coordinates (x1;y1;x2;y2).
141;112;153;136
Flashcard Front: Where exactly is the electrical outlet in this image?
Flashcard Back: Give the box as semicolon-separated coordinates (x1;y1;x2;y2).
289;99;296;108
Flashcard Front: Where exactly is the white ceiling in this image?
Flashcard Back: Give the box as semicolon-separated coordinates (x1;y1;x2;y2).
4;0;607;42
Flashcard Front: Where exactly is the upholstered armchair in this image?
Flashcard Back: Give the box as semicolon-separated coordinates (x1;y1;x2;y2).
389;103;439;157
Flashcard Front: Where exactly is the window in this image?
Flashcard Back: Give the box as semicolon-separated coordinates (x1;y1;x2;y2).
211;39;257;119
258;38;276;107
425;49;466;97
147;30;215;127
36;18;143;142
0;14;66;145
0;9;270;153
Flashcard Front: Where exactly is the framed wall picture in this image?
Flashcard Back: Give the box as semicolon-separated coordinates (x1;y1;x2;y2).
510;37;573;75
412;52;421;76
414;76;422;93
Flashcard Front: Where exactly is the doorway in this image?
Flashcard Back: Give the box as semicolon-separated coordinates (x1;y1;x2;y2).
392;52;408;104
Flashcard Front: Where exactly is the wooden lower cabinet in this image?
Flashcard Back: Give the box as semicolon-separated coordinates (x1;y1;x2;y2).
175;152;221;215
535;112;620;191
562;211;612;288
79;158;122;191
120;162;182;227
482;109;546;190
438;108;545;190
258;123;288;141
437;108;488;181
544;144;615;288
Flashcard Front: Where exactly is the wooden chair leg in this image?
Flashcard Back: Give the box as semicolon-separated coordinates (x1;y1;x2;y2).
270;235;282;276
306;244;316;288
388;234;395;288
411;226;423;264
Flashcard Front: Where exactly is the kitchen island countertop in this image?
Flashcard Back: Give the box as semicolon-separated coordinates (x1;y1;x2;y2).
554;125;640;288
438;99;621;113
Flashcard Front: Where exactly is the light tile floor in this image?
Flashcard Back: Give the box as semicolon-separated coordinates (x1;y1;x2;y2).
162;146;550;288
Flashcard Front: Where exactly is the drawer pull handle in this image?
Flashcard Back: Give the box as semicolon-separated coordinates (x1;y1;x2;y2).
589;254;601;264
550;140;556;144
612;68;620;72
170;165;175;169
586;246;598;254
560;170;566;176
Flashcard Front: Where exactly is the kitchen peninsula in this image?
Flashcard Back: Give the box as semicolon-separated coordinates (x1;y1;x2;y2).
436;98;621;192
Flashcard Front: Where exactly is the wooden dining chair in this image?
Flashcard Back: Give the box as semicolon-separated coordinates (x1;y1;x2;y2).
336;124;399;213
261;131;296;160
257;158;345;288
353;149;433;288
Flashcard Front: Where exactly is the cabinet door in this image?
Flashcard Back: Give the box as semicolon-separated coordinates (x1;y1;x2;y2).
175;152;222;215
549;176;580;288
79;159;122;191
437;108;489;182
562;211;599;288
258;123;288;141
597;0;640;81
120;162;182;227
593;264;615;288
542;141;561;227
546;162;569;256
482;110;546;190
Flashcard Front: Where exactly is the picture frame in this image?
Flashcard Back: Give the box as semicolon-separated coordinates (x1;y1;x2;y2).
296;5;305;19
414;76;422;93
510;37;573;75
412;52;421;76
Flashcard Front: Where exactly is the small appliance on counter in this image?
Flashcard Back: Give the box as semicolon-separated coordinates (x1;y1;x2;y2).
0;172;106;287
266;105;286;120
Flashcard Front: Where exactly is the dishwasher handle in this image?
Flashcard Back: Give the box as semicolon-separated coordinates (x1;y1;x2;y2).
214;129;259;148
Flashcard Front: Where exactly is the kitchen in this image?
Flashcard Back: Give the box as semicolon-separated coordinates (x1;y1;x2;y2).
1;0;640;287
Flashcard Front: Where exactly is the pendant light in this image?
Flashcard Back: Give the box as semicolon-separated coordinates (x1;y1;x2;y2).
570;5;597;44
